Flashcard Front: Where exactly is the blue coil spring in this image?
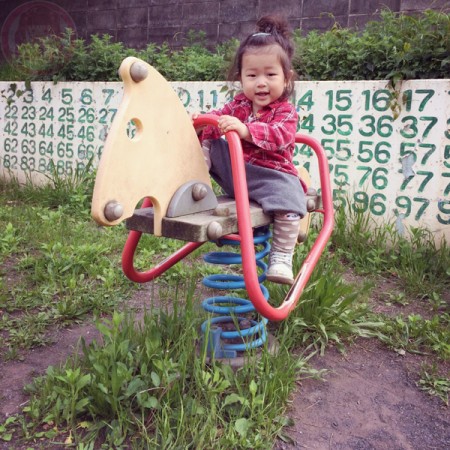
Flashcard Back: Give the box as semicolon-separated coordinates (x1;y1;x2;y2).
200;228;271;358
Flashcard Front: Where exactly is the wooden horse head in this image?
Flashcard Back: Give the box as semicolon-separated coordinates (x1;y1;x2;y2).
91;57;213;235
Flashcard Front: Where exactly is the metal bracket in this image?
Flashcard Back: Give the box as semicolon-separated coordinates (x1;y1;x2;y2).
166;180;218;217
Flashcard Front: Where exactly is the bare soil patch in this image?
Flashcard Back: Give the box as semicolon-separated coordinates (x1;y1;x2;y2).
275;339;449;450
0;322;101;419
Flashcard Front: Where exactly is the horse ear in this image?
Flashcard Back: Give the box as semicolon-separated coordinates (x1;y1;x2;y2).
91;57;212;235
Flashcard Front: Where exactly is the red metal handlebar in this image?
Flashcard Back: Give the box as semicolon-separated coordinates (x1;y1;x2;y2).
122;198;204;283
121;114;333;321
193;115;334;321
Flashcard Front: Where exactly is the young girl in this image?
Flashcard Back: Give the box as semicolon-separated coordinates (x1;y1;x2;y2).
195;15;306;285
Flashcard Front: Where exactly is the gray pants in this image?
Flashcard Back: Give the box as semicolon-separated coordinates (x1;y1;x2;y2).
210;139;307;217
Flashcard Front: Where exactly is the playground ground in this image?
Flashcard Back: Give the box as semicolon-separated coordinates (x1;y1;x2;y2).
1;279;449;449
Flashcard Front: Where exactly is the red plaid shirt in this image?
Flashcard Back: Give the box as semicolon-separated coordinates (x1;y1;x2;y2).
201;93;299;178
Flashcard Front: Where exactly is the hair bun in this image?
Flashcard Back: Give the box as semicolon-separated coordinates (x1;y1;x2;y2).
256;15;291;38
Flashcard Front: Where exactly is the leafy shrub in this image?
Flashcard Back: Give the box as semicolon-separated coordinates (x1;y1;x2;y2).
6;29;228;82
1;10;448;82
361;9;449;81
60;34;135;81
11;28;78;80
11;30;135;82
151;31;233;81
294;10;449;81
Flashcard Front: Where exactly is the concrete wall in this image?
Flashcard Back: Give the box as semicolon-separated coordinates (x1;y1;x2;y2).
1;78;449;244
1;0;449;61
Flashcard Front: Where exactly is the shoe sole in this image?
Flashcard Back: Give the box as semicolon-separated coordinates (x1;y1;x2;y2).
266;273;294;285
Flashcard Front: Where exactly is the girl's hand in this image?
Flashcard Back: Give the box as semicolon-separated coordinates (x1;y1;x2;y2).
218;115;251;141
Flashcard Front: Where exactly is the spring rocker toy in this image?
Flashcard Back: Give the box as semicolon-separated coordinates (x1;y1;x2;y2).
91;57;334;359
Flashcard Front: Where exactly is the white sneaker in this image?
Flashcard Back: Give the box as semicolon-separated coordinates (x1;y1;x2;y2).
266;251;294;285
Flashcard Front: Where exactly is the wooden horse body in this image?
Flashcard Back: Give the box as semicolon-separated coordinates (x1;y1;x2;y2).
91;57;215;236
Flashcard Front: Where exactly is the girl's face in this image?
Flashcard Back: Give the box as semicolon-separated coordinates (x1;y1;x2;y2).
240;45;289;114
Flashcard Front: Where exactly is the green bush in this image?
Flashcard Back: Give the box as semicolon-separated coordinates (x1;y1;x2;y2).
3;29;229;82
1;9;448;82
9;30;137;82
294;10;449;81
150;31;236;81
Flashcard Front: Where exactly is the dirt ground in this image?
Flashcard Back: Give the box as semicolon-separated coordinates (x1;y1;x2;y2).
276;339;449;450
1;284;449;449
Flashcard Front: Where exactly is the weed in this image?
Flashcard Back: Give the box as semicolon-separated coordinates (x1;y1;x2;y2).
427;291;448;312
5;311;52;349
0;416;18;442
269;235;382;355
385;292;410;306
378;313;450;359
417;364;450;406
0;222;21;257
9;275;302;448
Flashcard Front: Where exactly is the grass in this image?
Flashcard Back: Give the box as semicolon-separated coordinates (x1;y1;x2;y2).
272;238;382;356
0;176;449;446
16;307;300;448
377;313;450;359
332;204;450;298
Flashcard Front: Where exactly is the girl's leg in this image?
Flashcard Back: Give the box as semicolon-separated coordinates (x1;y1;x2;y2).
267;212;301;285
202;139;212;169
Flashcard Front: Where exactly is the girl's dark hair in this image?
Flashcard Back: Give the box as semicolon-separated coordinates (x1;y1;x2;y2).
229;15;296;98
